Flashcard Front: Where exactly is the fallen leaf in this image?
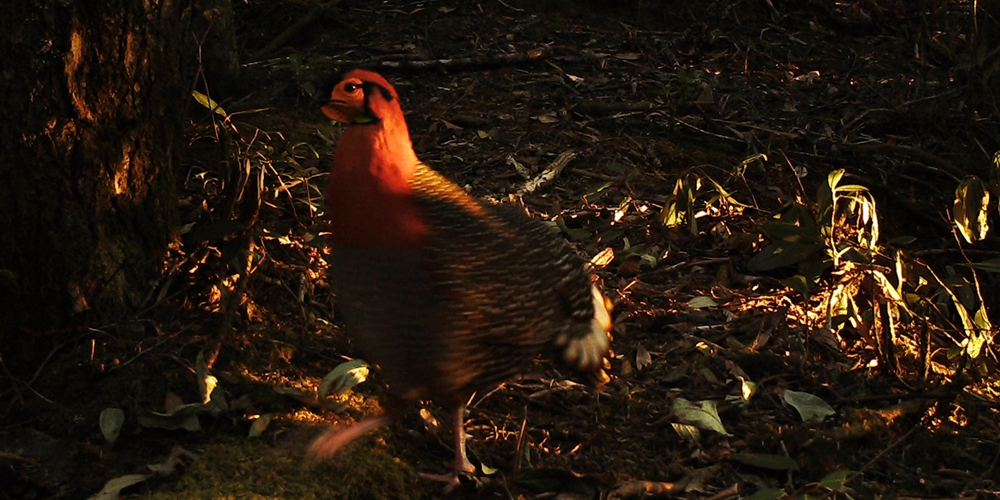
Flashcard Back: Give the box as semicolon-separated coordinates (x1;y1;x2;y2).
688;296;718;309
248;413;274;438
590;247;615;268
673;398;730;435
636;345;652;370
87;474;149;500
535;113;559;124
783;389;836;421
99;408;125;445
318;359;370;397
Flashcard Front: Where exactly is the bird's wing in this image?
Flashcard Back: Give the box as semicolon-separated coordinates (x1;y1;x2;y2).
412;165;597;396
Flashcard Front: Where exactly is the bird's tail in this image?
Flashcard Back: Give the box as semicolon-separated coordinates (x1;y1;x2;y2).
559;284;613;385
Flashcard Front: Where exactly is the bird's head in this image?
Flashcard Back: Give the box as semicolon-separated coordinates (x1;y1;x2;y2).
322;69;401;125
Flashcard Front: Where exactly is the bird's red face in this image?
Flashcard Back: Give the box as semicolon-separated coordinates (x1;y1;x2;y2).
322;77;368;124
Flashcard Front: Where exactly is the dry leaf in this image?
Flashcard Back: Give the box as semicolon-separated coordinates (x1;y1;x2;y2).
419;408;439;429
535;113;559;124
636;345;652;370
590;247;615;268
440;119;463;130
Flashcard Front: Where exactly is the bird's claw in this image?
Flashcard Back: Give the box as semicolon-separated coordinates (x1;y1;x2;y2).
420;469;477;494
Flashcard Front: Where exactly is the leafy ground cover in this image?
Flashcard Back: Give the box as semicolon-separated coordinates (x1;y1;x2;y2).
3;1;999;499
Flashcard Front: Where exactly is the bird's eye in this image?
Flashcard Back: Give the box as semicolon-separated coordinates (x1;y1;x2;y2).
343;83;359;93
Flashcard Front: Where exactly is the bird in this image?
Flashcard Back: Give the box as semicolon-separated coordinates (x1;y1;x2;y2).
308;69;612;489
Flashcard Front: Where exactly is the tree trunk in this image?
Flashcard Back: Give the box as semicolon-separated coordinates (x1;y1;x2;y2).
0;1;188;368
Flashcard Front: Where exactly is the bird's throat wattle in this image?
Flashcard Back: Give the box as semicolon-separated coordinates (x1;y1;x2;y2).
326;122;427;248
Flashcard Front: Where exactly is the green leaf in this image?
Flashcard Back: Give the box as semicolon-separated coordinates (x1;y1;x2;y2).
673;398;730;435
88;474;150;500
740;378;759;402
819;470;852;491
745;487;787;500
839;247;872;264
965;330;988;359
555;216;592;241
583;181;614;200
192;90;227;116
747;242;823;272
768;204;820;238
731;452;800;471
99;408;125;445
965;258;1000;273
688;296;718;309
833;184;869;194
671;422;701;443
318;359;370;398
953;176;990;243
783;390;836;422
974;307;993;330
780;274;811;299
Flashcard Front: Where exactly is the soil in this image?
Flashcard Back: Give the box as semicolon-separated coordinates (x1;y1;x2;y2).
3;1;999;499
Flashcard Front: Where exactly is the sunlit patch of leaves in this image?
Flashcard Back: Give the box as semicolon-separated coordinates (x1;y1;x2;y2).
167;92;333;340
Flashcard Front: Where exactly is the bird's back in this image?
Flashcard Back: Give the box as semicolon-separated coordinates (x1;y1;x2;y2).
330;163;599;406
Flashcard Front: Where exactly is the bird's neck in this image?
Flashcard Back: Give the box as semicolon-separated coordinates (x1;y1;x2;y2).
327;114;428;247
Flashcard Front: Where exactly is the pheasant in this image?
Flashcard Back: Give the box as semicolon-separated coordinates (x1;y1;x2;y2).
308;69;612;488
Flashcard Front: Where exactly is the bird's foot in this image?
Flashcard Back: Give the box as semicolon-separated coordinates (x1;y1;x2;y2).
419;471;460;493
420;459;477;494
305;414;393;465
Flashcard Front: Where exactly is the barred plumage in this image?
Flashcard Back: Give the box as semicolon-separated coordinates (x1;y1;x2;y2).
309;69;612;489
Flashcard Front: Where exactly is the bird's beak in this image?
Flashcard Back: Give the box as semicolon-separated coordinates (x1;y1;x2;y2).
322;101;354;123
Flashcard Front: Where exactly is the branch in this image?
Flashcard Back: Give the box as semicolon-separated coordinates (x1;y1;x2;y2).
250;0;342;61
516;150;577;196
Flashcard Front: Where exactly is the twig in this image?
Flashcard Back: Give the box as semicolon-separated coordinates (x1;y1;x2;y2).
507;155;531;180
106;327;189;373
844;143;966;182
288;47;552;74
704;483;740;500
516;150;577;195
512;406;528;474
251;0;342;61
379;46;550;72
852;418;924;478
911;248;1000;258
496;0;524;12
3;330;94;415
672;117;745;143
961;444;1000;497
712;117;801;139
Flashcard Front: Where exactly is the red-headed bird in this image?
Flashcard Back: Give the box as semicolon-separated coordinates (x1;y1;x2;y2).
309;69;611;488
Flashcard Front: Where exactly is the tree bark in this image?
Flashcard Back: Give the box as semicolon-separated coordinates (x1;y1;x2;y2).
0;1;188;367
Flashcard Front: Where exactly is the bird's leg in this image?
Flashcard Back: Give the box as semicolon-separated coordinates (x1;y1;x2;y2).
452;401;476;475
420;402;476;491
306;413;394;465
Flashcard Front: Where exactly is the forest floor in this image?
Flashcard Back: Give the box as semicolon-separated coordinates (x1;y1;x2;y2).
4;1;1000;499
